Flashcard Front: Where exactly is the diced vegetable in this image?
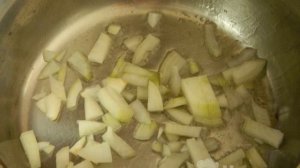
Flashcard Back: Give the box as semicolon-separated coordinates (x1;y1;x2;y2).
164;122;201;137
148;81;163;112
224;88;244;110
186;138;211;166
217;94;228;108
77;120;106;137
159;85;169;95
197;158;219;168
36;96;47;113
56;146;69;168
204;23;221;57
43;50;57;62
102;127;136;158
159;50;186;84
88;32;112;64
137;86;148;100
102;77;127;94
165;133;180;142
80;85;101;100
107;24;121;35
235;85;251;101
57;63;67;84
123;35;143;51
46;93;62;121
162;144;171;156
164;97;187;109
98;87;133;122
67;162;74;168
84;97;104;120
49;76;66;101
85;135;96;147
124;62;152;76
42;145;55;156
169;66;181;96
32;87;47;100
122;73;149;87
20;130;41;168
246;147;267;168
181;76;223;126
55;50;66;62
187;58;200;74
159;152;189;168
73;160;94;168
252;100;271;126
166;109;193;125
242;117;284;148
78;142;112;163
67;79;82;111
180;144;188;152
130;99;151;124
227;47;257;67
186;161;195;168
110;54;127;77
219;149;245;166
208;74;230;87
147;12;162;28
39;61;60;79
38;141;50;150
102;113;122;132
133;121;157;140
68;52;92;81
152;140;163;153
132;34;160;65
203;137;220;152
70;137;86;156
168;141;183;152
122;90;136;102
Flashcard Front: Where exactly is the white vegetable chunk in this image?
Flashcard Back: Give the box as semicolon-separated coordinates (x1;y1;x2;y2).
36;96;47;113
56;146;69;168
68;52;92;81
166;109;193;125
37;141;50;150
224;88;244;110
165;133;180;142
147;12;162;28
137;86;148;100
88;32;112;64
246;147;267;168
187;58;200;74
122;90;136;102
203;137;221;152
49;76;66;101
102;77;127;93
168;141;183;152
73;160;94;168
165;122;201;137
77;120;106;137
122;73;149;87
204;23;222;57
217;94;228;108
46;93;62;121
32;87;47;100
147;81;163;112
84;97;104;120
78;142;112;164
107;24;121;35
152;140;163;153
252;100;271;126
123;62;153;77
110;54;127;77
20;130;41;168
57;63;67;84
162;144;171;156
42;145;55;156
186;138;211;166
159;152;189;168
67;162;74;168
169;66;181;97
132;34;160;65
55;50;66;62
70;137;86;156
102;127;136;158
67;79;82;111
123;36;144;52
164;97;187;109
219;149;245;166
39;61;60;79
43;50;57;62
80;85;101;100
227;47;257;67
102;113;122;132
130;99;151;124
133;121;157;140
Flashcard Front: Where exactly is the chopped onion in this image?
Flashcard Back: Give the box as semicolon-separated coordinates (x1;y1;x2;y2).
159;85;169;96
56;146;69;168
148;81;163;112
102;127;136;158
68;52;92;81
164;97;187;109
102;77;127;93
123;35;143;52
80;85;101;100
147;12;162;28
78;142;112;163
227;47;257;67
162;144;171;156
32;87;47;100
36;96;47;113
169;66;181;96
84;97;104;120
132;34;160;65
49;76;66;101
107;24;121;35
180;144;188;152
186;161;195;168
224;87;244;110
37;141;50;150
102;113;122;132
164;122;201;137
43;50;57;62
246;147;267;168
133;121;157;140
165;133;179;142
98;87;133;122
203;137;220;152
73;160;93;168
208;74;231;87
46;93;62;121
70;137;86;156
110;54;127;77
204;23;221;57
122;90;136;102
252;100;271;126
186;138;211;166
219;148;245;166
85;135;96;147
137;86;148;100
187;58;200;74
67;162;74;168
42;144;55;156
166;109;193;125
152;140;163;153
159;50;186;84
57;63;67;84
39;61;60;79
159;152;189;168
181;76;223;126
124;62;152;76
122;73;149;87
55;50;66;62
77;120;106;137
20;130;41;168
168;141;183;152
242;117;284;148
235;85;251;101
217;94;228;108
88;32;112;64
130;99;151;124
66;79;82;111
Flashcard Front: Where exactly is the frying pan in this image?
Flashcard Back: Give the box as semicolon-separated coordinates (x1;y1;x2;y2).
0;0;300;167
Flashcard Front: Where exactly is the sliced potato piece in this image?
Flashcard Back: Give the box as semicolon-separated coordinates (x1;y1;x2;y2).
78;142;112;164
20;130;41;168
67;79;82;111
147;81;163;112
165;122;201;137
56;146;69;168
88;32;112;64
39;61;60;79
68;52;92;81
77;120;106;137
84;97;104;120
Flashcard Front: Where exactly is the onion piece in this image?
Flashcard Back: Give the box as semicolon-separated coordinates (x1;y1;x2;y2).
164;97;187;109
208;74;231;87
43;50;57;62
169;66;181;96
165;133;180;142
55;50;66;62
224;87;244;110
130;99;151;124
39;61;60;79
36;96;48;113
187;58;200;74
132;34;160;65
102;127;136;158
70;137;86;156
159;152;189;168
68;52;92;81
168;141;183;152
235;85;251;101
203;137;220;152
110;54;127;77
162;144;171;156
57;63;67;84
186;161;195;168
107;24;121;35
78;142;112;163
157;127;164;140
20;130;41;168
84;97;104;120
219;149;245;166
159;85;169;96
124;62;153;77
137;86;148;100
122;73;149;87
42;144;55;156
204;23;222;57
122;90;136;102
252;100;271;126
85;135;96;147
147;12;162;28
123;35;143;52
80;85;101;100
49;76;66;101
98;87;134;122
102;77;127;93
88;32;112;64
32;87;47;101
67;162;74;168
159;50;186;84
227;47;257;67
246;147;267;168
77;120;106;137
56;146;69;168
186;138;211;166
133;121;157;140
102;113;122;132
166;109;193;125
73;160;94;168
152;140;163;153
148;81;163;112
242;117;283;148
46;93;62;121
181;76;223;126
67;79;83;111
217;94;228;108
38;141;50;150
165;122;201;137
